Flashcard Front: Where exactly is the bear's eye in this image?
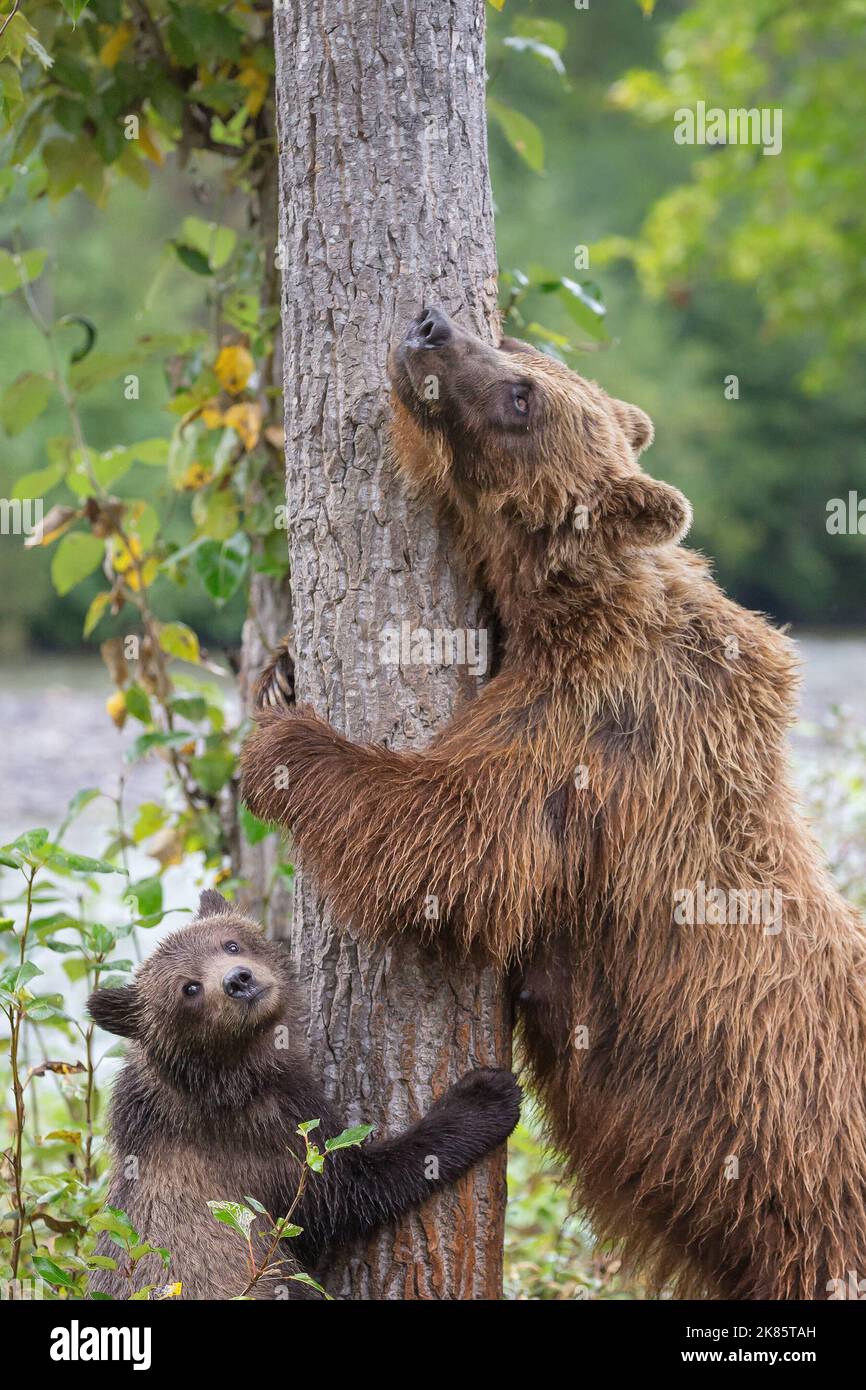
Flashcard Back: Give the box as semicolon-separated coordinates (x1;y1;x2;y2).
223;941;240;954
511;385;531;417
182;981;202;998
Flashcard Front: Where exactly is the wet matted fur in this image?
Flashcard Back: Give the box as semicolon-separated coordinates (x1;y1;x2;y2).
88;891;520;1299
242;309;866;1299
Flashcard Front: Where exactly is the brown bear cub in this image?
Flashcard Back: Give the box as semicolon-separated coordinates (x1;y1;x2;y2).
88;889;520;1300
242;307;866;1300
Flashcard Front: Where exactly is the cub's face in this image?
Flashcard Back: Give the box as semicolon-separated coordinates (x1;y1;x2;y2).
389;306;689;548
88;892;294;1065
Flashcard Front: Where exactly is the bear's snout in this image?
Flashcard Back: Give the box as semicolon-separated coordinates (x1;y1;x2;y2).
222;964;260;1001
404;305;453;352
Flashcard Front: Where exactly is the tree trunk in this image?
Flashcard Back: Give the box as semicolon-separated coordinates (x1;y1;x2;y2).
266;0;511;1299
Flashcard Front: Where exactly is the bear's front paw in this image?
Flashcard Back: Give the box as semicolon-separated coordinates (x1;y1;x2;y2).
448;1067;522;1139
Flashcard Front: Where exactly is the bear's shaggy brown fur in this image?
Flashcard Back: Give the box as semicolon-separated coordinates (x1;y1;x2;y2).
242;307;866;1299
88;890;520;1299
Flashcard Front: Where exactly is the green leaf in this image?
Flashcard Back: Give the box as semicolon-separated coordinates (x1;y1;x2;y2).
169;696;208;722
50;532;104;596
206;1200;256;1240
159;621;200;664
1;372;54;436
57;787;100;838
272;1221;303;1240
242;1195;269;1216
189;749;235;796
0;247;46;294
90;1207;139;1244
1;960;43;991
12;462;64;502
194;532;250;605
297;1119;320;1136
288;1272;330;1298
42;846;123;875
124;877;163;923
324;1123;375;1152
68;350;146;395
32;1256;78;1290
554;277;609;342
60;1;92;22
132;802;167;842
8;827;49;858
130;438;170;466
487;99;545;174
239;805;273;845
125;730;192;764
172;242;213;276
124;684;152;723
180;217;237;271
24;992;66;1022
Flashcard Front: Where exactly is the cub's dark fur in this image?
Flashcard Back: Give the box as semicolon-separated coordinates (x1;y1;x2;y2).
88;891;520;1300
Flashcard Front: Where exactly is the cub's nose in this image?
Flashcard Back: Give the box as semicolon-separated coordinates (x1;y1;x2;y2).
405;306;453;351
223;965;257;999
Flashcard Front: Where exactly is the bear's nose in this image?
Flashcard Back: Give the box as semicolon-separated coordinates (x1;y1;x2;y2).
223;965;257;998
406;306;453;351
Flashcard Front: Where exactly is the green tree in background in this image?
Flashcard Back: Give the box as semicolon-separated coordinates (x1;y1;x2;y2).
604;0;866;396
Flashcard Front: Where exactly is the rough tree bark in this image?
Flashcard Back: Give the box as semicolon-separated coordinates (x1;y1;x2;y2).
261;0;511;1299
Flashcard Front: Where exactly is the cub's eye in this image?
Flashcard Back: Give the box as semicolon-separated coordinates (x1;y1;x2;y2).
511;386;530;417
182;981;202;998
223;941;240;954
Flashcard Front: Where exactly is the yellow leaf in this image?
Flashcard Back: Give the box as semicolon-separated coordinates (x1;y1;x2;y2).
106;691;127;729
125;557;159;592
23;504;78;548
137;123;164;167
181;461;213;490
201;401;224;429
43;1130;83;1147
214;345;254;395
237;63;269;117
110;534;142;575
223;400;263;451
158;621;201;664
99;22;134;68
148;827;185;868
110;535;157;591
83;590;111;638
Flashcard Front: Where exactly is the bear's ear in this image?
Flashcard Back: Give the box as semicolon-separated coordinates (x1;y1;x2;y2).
600;474;692;548
610;398;654;456
197;889;232;918
88;985;140;1039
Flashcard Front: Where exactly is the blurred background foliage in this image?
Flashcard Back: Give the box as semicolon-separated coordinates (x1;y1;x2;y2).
1;0;865;1302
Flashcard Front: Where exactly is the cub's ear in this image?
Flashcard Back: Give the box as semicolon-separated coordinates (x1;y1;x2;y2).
610;398;654;456
197;888;232;917
88;985;140;1039
601;474;692;548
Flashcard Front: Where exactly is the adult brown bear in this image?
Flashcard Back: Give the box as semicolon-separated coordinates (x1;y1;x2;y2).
242;307;866;1299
